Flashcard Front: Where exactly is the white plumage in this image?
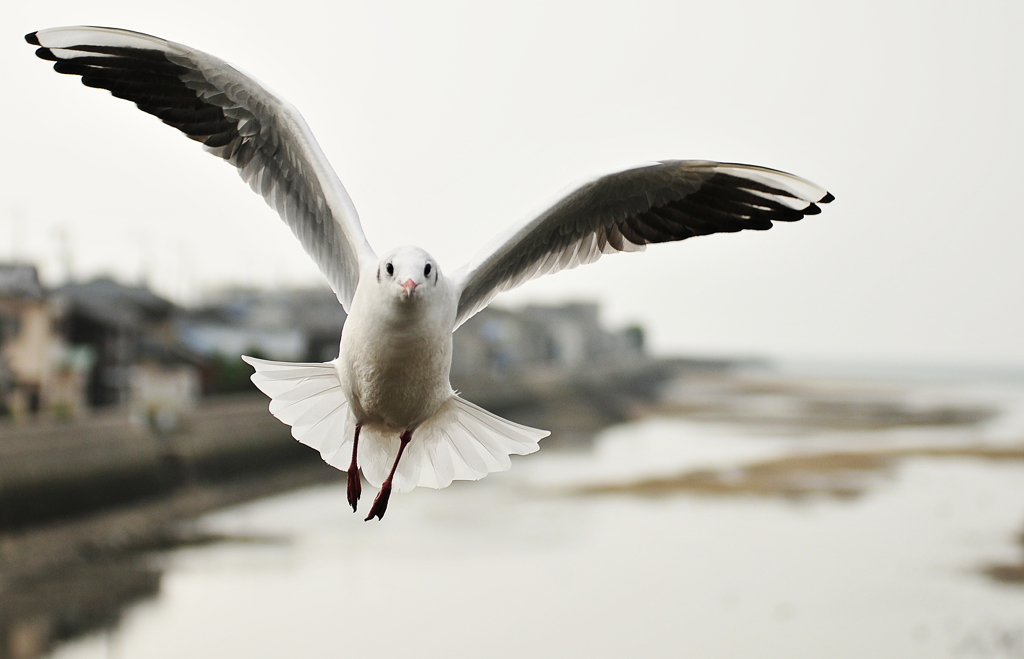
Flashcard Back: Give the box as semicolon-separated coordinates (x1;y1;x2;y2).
27;26;833;519
243;357;543;493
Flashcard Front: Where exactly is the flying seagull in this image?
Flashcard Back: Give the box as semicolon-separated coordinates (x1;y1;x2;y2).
26;26;833;520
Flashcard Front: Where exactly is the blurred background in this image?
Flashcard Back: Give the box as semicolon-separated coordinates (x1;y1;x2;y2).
0;1;1022;658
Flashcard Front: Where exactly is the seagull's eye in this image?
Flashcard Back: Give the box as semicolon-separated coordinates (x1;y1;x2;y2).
386;263;394;276
424;263;432;277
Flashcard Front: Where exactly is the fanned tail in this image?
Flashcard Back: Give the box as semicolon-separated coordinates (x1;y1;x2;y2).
372;395;549;493
242;356;358;469
243;356;548;493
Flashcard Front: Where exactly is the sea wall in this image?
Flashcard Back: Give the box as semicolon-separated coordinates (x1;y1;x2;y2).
0;358;723;529
0;396;300;530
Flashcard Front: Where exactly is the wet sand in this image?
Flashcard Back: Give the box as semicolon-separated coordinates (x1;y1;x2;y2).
574;445;1024;499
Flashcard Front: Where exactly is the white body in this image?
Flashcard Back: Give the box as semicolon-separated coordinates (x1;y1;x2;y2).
339;249;457;431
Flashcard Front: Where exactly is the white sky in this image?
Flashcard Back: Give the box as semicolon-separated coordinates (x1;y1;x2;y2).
2;0;1022;367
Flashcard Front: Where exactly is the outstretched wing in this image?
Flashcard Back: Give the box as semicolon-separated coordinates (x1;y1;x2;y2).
450;160;833;328
27;26;376;311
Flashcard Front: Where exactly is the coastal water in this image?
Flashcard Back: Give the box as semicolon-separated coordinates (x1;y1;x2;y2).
46;366;1024;659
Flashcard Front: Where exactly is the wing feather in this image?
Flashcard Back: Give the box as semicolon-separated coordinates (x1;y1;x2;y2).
27;26;376;311
450;160;832;328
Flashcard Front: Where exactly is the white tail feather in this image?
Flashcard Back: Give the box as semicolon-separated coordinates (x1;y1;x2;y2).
243;356;357;467
372;396;548;493
243;356;548;493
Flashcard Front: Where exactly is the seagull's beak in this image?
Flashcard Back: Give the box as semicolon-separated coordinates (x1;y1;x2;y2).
401;278;418;297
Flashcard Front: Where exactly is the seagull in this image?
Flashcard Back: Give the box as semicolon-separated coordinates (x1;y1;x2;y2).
27;26;833;520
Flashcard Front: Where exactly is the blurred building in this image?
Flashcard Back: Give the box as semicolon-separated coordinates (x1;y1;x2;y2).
54;279;201;420
0;264;63;418
0;269;201;422
177;287;347;363
0;261;647;421
452;302;644;379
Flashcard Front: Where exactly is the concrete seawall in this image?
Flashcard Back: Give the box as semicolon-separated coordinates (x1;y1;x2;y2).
0;358;720;529
0;396;301;529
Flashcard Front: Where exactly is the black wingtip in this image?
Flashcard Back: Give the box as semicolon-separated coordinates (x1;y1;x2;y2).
25;32;40;46
803;203;822;216
35;47;57;61
819;192;835;204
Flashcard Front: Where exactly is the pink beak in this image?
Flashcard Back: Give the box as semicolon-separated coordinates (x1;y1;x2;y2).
401;278;418;296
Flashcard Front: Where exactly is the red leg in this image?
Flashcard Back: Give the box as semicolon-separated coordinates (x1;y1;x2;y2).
347;423;362;512
365;429;413;521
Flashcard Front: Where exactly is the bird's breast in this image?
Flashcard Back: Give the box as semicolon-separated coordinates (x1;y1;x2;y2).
339;301;454;430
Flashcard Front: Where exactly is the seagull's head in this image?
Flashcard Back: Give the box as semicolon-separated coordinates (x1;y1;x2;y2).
377;246;441;305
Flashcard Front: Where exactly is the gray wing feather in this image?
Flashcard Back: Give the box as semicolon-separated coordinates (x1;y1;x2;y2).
450;160;833;329
28;26;376;310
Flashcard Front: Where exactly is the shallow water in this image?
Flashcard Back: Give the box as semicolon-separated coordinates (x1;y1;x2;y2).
50;371;1024;659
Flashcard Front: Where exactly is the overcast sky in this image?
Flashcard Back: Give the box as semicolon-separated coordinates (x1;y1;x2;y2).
2;0;1021;367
